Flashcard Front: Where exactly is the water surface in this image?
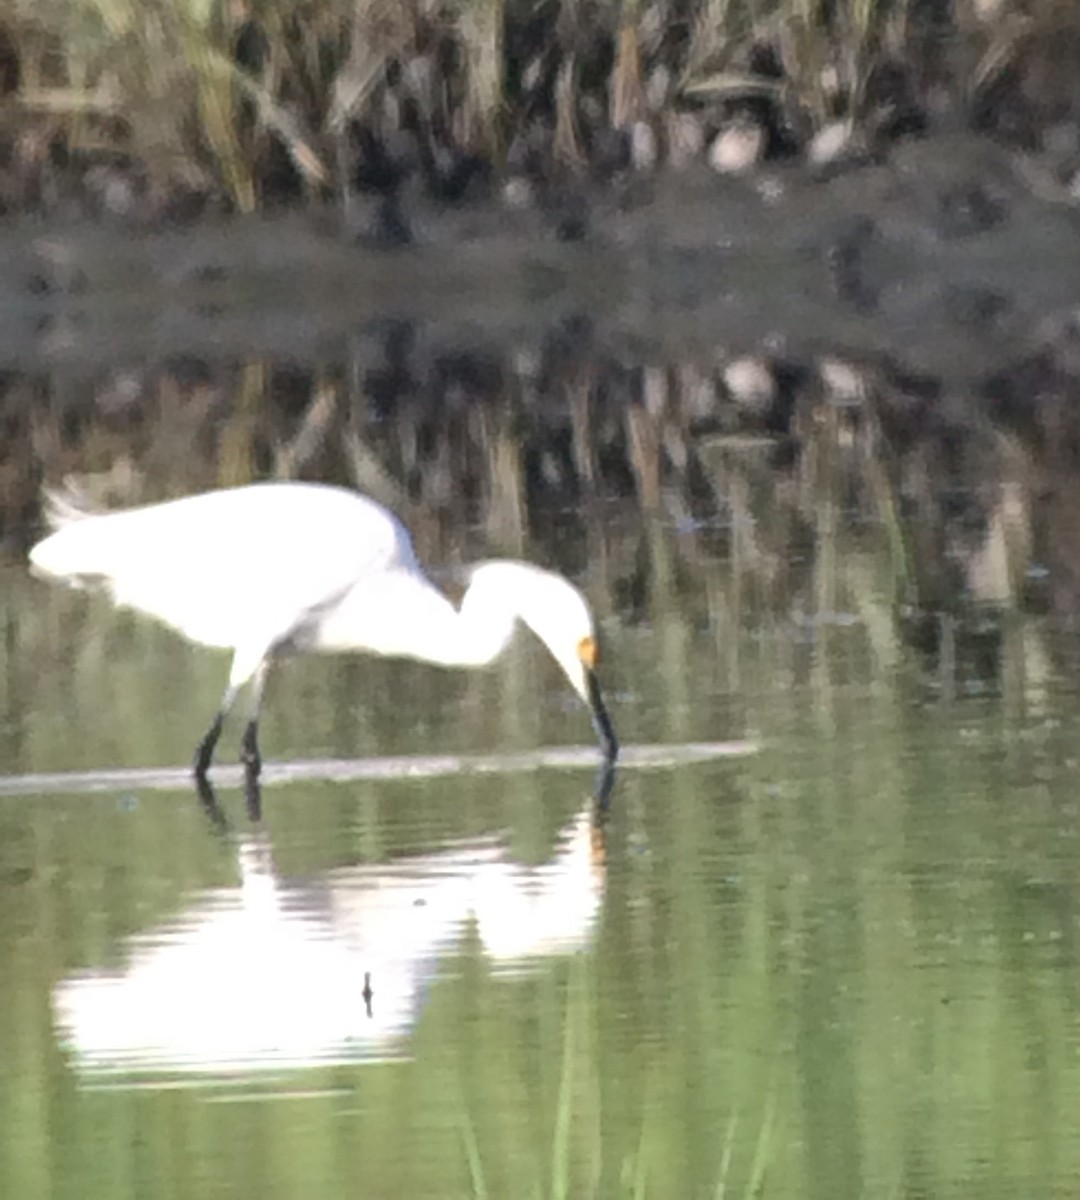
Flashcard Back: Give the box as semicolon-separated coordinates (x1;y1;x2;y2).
3;450;1080;1199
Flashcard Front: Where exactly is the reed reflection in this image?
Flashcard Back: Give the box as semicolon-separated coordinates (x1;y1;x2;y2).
6;320;1076;760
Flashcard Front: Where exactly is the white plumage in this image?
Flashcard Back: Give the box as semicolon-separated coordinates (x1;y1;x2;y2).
29;482;618;777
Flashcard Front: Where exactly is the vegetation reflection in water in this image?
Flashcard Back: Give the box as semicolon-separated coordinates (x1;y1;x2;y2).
5;345;1080;1197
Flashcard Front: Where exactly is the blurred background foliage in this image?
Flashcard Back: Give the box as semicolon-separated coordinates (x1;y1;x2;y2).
3;317;1079;676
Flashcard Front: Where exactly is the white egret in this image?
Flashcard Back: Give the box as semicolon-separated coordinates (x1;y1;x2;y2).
29;482;618;779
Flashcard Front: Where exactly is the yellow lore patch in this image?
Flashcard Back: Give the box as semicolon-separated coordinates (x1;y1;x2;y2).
578;635;599;668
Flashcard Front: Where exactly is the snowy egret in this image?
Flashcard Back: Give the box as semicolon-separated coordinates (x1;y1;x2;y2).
29;482;619;779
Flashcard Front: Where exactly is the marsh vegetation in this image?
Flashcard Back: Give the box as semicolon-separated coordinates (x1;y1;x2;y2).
1;0;1079;215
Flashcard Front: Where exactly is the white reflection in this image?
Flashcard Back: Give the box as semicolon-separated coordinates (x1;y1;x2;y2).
53;805;604;1079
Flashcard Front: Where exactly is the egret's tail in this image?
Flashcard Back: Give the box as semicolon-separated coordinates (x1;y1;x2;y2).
41;483;99;531
29;486;109;581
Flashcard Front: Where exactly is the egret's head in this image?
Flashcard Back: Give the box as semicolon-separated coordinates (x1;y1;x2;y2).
509;565;596;702
467;561;618;765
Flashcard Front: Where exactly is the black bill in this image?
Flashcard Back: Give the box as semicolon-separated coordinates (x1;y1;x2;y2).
585;668;619;766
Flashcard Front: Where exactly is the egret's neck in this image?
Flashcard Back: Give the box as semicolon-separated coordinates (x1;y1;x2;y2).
311;568;519;667
404;577;520;667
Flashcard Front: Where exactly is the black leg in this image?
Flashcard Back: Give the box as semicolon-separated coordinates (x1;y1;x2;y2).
240;719;262;779
194;711;224;780
243;767;263;823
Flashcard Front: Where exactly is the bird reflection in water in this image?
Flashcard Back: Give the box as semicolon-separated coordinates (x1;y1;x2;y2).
54;773;610;1078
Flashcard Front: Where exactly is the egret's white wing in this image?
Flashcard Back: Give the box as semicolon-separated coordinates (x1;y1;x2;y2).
31;483;420;650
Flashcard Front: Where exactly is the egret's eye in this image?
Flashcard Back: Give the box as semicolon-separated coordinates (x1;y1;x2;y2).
578;635;599;668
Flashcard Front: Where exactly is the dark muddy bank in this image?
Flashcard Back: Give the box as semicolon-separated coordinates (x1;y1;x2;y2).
2;131;1078;385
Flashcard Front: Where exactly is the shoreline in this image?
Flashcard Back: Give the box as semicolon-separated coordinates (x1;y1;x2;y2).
0;132;1076;385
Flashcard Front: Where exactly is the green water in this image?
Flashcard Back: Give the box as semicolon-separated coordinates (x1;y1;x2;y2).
3;512;1080;1199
